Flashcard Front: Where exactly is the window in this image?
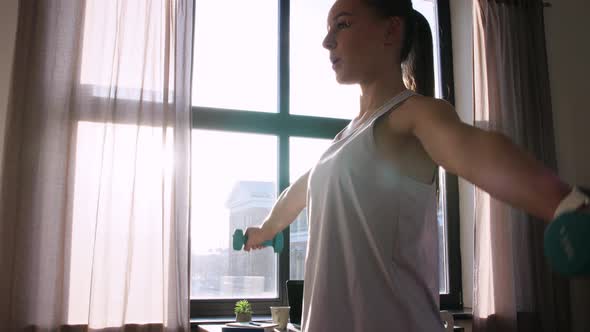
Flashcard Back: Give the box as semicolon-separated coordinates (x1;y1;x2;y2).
190;0;462;318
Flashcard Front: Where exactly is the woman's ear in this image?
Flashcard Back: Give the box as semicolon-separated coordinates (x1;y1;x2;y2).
384;16;404;46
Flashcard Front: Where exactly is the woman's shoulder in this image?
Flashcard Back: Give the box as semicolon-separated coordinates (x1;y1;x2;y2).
387;94;457;133
406;94;454;113
406;94;459;126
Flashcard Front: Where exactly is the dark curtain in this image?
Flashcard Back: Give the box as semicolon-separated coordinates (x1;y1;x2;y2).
472;0;571;331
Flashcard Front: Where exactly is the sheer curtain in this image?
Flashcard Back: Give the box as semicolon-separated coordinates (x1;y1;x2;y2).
0;0;193;330
472;1;570;331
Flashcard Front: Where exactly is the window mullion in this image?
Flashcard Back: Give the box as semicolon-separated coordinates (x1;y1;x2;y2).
277;0;291;305
437;0;462;310
278;0;289;117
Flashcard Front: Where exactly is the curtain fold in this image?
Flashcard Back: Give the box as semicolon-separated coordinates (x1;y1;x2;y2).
472;1;570;331
0;0;193;331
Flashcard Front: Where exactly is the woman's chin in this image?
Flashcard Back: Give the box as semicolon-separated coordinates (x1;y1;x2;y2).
335;73;357;85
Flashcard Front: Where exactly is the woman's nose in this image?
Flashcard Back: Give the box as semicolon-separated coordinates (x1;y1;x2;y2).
322;32;336;50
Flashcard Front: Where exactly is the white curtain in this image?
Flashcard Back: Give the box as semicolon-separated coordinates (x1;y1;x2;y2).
0;0;193;330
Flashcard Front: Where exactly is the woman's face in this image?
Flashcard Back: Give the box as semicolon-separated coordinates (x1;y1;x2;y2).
323;0;397;84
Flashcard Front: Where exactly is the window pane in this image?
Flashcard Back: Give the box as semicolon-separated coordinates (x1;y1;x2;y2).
80;0;174;101
192;1;278;112
290;0;360;119
290;0;443;118
289;1;449;293
191;130;278;299
69;122;174;324
289;137;333;280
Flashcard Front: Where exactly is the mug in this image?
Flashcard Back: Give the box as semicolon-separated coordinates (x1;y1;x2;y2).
440;310;454;332
270;306;290;330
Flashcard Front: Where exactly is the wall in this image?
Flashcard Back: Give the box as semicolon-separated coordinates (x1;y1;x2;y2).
0;0;19;186
544;1;590;331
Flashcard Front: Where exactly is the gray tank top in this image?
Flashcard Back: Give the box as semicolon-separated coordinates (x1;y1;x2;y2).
302;89;444;332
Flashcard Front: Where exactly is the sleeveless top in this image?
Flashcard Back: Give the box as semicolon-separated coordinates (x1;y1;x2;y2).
302;89;444;332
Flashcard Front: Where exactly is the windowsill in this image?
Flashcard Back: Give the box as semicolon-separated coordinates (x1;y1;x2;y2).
191;315;272;326
448;307;473;320
190;309;473;328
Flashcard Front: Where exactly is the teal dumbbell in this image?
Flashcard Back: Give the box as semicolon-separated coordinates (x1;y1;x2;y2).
544;211;590;276
232;229;284;253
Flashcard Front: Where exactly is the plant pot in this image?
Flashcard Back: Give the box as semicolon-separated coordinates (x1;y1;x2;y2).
235;312;252;322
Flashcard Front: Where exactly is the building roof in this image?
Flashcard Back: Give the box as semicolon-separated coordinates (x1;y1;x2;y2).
225;181;276;209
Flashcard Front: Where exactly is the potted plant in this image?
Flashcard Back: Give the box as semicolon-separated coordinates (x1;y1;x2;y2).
234;299;253;322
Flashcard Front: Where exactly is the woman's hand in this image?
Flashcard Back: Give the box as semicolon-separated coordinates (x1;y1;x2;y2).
243;226;273;252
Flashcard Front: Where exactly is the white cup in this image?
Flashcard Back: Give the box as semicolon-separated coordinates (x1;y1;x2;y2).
440;310;454;332
270;306;290;330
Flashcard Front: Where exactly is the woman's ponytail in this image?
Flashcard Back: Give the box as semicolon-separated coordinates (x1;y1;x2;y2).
364;0;435;97
402;10;434;97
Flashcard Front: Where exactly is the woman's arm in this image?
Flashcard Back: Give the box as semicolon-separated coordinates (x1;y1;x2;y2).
244;170;309;251
411;97;570;222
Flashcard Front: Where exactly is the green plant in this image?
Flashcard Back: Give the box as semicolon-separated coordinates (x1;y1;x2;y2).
234;299;253;315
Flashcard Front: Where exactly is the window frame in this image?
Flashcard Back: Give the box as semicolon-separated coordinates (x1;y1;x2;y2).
189;0;462;318
436;0;463;310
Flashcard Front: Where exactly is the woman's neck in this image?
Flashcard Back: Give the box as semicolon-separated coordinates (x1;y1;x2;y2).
358;68;407;119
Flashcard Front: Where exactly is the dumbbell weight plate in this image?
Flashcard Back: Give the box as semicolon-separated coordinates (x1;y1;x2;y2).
544;211;590;276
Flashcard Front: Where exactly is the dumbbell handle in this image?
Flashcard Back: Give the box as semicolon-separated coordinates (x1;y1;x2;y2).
233;229;284;253
243;234;273;248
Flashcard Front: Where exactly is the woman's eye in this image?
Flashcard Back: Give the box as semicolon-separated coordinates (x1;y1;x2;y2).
336;21;351;29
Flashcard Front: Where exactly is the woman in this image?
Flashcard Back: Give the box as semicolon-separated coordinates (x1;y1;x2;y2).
244;0;588;331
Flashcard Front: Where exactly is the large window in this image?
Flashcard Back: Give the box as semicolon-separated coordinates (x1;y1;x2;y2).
190;0;461;318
